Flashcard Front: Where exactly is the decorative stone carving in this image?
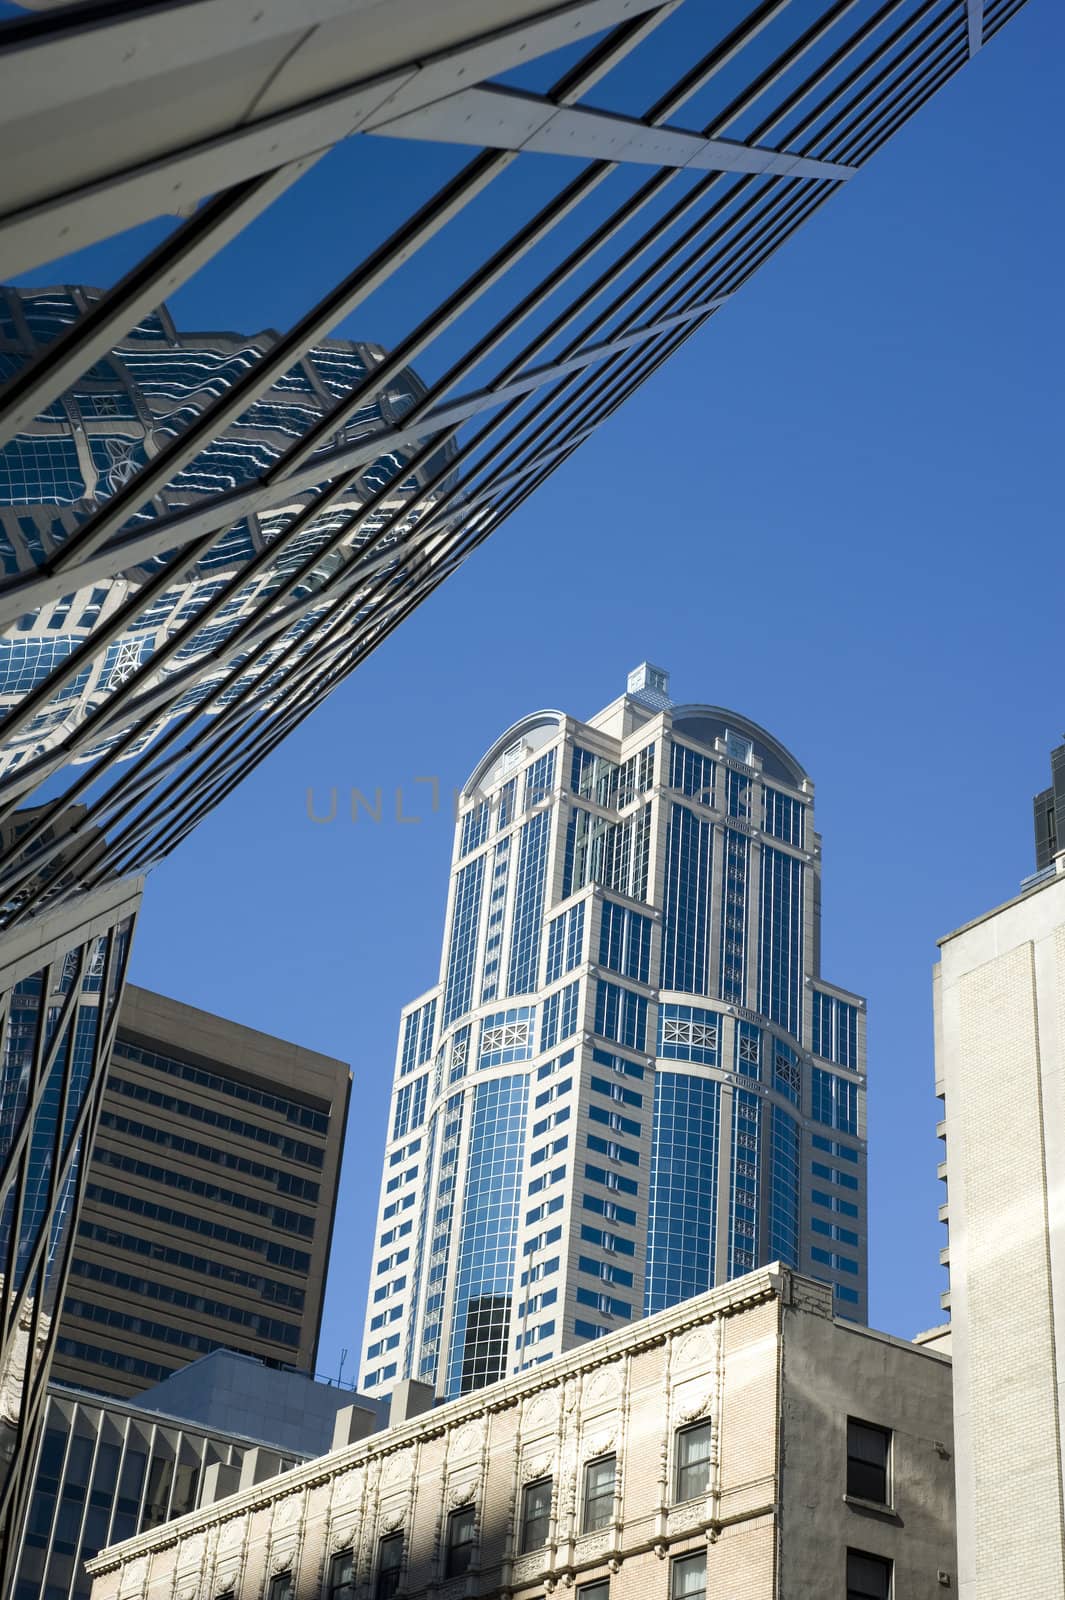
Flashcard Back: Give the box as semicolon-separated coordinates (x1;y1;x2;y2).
273;1493;303;1529
673;1381;713;1424
520;1451;553;1483
451;1420;485;1457
382;1451;413;1488
381;1505;407;1532
582;1364;622;1406
331;1525;356;1552
522;1391;560;1434
582;1427;616;1459
446;1476;478;1509
271;1546;296;1574
673;1325;715;1370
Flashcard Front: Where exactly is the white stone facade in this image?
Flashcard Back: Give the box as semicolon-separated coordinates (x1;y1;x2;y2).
87;1267;955;1600
935;858;1065;1600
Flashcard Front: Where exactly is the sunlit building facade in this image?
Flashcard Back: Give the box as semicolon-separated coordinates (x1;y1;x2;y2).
358;666;867;1401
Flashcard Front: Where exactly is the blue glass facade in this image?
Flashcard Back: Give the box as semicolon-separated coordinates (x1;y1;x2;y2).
445;1076;528;1396
645;1073;720;1313
0;287;451;786
362;687;867;1403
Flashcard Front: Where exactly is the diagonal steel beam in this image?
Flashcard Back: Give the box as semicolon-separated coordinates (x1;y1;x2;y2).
967;0;983;52
371;84;857;180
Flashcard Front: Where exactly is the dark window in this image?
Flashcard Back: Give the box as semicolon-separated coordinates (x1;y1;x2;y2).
374;1534;402;1600
675;1421;713;1502
445;1505;476;1577
268;1575;294;1600
847;1549;892;1600
847;1420;891;1504
582;1455;616;1532
521;1477;552;1551
671;1552;708;1599
579;1583;611;1600
328;1548;355;1600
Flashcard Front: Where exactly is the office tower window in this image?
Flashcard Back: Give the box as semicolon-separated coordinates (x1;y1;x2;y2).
582;1455;616;1532
360;686;867;1401
846;1421;891;1505
521;1476;552;1551
674;1421;713;1502
671;1552;708;1599
374;1534;403;1600
846;1550;892;1600
445;1506;476;1577
327;1549;356;1600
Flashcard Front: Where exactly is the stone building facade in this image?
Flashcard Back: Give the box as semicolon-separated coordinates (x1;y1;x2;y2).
935;852;1065;1599
86;1267;955;1600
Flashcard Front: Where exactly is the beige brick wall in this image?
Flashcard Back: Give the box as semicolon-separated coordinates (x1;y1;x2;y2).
87;1268;952;1600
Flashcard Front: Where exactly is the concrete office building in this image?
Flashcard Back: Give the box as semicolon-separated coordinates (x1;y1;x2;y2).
358;667;867;1401
85;1266;956;1600
51;986;350;1398
935;754;1065;1600
13;1349;384;1600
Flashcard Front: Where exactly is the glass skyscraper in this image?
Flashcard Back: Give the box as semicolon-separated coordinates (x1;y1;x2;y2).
358;665;867;1401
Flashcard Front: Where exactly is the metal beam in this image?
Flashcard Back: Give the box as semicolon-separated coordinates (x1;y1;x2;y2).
968;0;983;52
372;84;857;179
0;0;671;275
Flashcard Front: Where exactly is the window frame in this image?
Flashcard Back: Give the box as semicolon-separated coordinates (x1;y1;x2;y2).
267;1575;294;1600
373;1532;403;1600
670;1549;708;1599
581;1453;617;1533
520;1475;553;1553
673;1419;713;1503
444;1504;477;1578
326;1547;355;1600
846;1418;892;1507
846;1547;893;1600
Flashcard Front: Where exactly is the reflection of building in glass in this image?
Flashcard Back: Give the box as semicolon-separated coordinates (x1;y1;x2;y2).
13;1350;384;1600
0;284;456;782
358;666;867;1402
51;985;350;1398
0;876;141;1558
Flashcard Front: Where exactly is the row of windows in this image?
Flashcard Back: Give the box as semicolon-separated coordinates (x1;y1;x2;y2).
392;1074;429;1139
91;1147;315;1237
97;1110;321;1200
399;999;436;1076
545;900;585;984
599;898;651;984
83;1184;311;1273
67;1257;302;1344
571;742;654;811
75;1219;306;1307
276;1419;893;1600
106;1073;325;1168
111;1039;329;1134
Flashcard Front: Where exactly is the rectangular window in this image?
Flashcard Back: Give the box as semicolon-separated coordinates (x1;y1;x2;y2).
578;1583;611;1600
268;1577;294;1600
846;1550;892;1600
445;1506;476;1577
671;1552;708;1599
675;1421;713;1502
521;1476;552;1552
847;1421;891;1505
373;1535;402;1599
327;1550;356;1600
582;1455;616;1532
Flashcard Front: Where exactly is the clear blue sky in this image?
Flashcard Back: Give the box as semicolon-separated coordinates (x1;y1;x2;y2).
19;2;1061;1378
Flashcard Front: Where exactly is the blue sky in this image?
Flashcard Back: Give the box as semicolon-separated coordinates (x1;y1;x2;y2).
23;2;1059;1380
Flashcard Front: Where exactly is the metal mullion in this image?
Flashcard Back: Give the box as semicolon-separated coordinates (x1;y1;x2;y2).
831;28;966;164
0;163;316;447
26;7;671;583
0;951;85;1246
777;0;946;159
2;234;717;890
31;148;512;579
0;7;785;630
103;327;701;871
803;8;964;161
838;42;967;166
273;0;792;482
